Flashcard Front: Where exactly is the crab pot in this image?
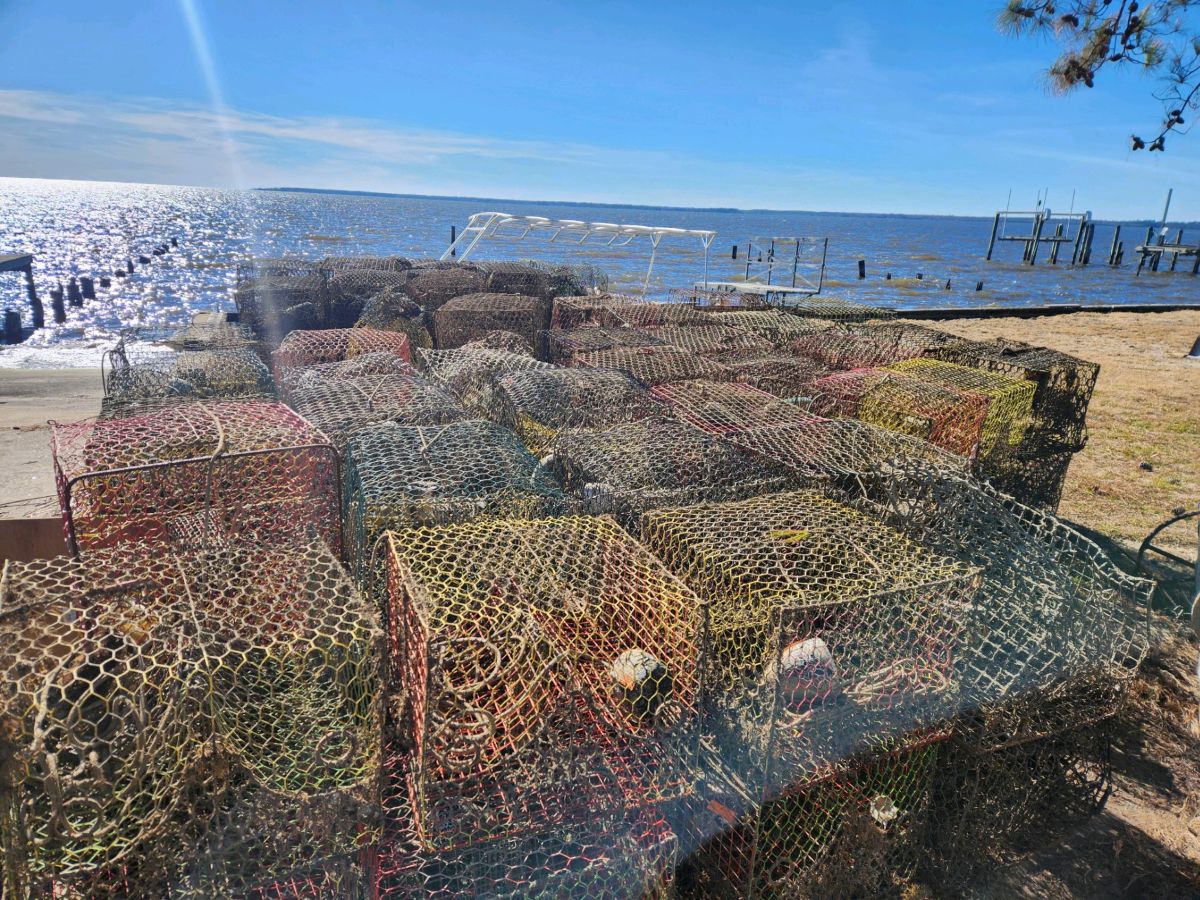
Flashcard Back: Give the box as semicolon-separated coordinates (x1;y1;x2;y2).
270;328;412;385
650;379;826;436
641;490;974;793
415;347;552;419
326;267;414;327
398;265;489;313
433;293;551;351
549;420;793;533
721;354;831;404
0;541;381;898
234;269;332;344
343;420;568;581
540;325;664;365
669;286;772;312
886;357;1036;460
382;515;705;850
320;254;413;273
277;351;417;400
641;325;774;361
101;345;275;407
373;750;676;898
51;399;341;555
675;741;938;899
575;346;735;387
926;338;1098;451
549;294;714;330
693;309;834;346
476;260;558;299
825;469;1152;749
923;721;1112;894
166;318;258;352
810;367;989;459
494;367;666;455
354;286;433;350
981;444;1075;513
789;328;917;371
777;296;894;324
288;375;469;451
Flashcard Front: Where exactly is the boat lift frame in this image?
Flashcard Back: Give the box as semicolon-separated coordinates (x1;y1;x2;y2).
440;211;717;297
700;236;828;300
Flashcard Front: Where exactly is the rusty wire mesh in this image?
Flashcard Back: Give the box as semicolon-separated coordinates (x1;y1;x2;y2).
494;367;665;454
343;419;568;579
885;357;1036;461
0;540;382;898
277;351;417;400
270;328;413;383
779;297;894;323
415;348;552;419
354;287;433;351
51;399;341;555
575;346;734;387
809;367;988;459
790;327;923;371
540;326;664;365
399;266;489;312
382;515;706;851
722;355;832;404
642;325;774;360
696;309;834;346
927;338;1098;451
550;295;714;330
549;421;794;533
288;375;469;451
648;380;822;434
432;293;550;351
641;489;975;793
472;261;557;299
983;446;1076;513
459;331;535;355
374;753;674;898
102;343;274;405
675;741;939;899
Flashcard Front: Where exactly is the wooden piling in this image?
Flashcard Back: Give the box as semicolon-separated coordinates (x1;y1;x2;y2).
1028;213;1046;265
170;237;178;247
1049;223;1064;264
80;276;95;300
67;278;82;307
50;290;65;324
4;309;21;345
1170;229;1184;271
985;213;1001;261
857;259;866;280
1108;225;1122;266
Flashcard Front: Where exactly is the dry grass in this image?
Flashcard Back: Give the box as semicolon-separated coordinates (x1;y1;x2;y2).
937;311;1200;555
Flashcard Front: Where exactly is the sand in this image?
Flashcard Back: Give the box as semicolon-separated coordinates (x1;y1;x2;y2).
0;368;103;515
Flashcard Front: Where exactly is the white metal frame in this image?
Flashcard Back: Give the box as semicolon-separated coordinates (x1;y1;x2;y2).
700;235;828;298
441;211;717;296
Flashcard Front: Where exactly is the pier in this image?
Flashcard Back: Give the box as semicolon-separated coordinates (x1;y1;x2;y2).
0;252;43;339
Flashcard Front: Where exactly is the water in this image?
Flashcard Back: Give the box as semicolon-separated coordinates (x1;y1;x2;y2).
1;176;1196;367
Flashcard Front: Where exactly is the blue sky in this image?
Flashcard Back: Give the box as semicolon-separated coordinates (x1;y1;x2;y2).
0;0;1197;218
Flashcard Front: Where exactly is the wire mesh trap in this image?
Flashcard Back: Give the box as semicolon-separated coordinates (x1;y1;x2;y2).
641;490;976;792
354;287;433;351
828;469;1152;746
381;515;706;851
288;375;469;451
165;318;258;352
326;269;417;328
674;741;938;899
432;293;550;351
399;266;489;313
779;296;894;323
886;357;1036;460
575;346;734;387
342;420;568;579
669;287;772;312
540;326;664;365
513;259;610;297
459;330;535;355
270;328;413;383
102;343;275;406
493;367;666;454
550;295;715;330
809;367;988;459
648;379;823;434
235;271;333;343
721;355;832;404
790;327;924;371
982;445;1075;513
320;255;413;273
0;540;382;898
926;338;1098;451
642;325;774;360
414;348;553;419
549;420;794;533
695;309;834;346
276;351;418;399
51;399;341;556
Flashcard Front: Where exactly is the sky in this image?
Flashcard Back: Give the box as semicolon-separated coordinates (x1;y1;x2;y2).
0;0;1197;219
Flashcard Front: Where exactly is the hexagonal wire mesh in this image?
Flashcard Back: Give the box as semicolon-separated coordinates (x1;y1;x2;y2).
102;341;275;406
575;346;735;387
270;328;412;383
327;269;417;328
459;331;535;356
674;740;940;899
164;318;258;352
493;367;666;455
641;325;775;360
0;540;382;898
381;515;706;852
354;287;433;351
400;266;489;313
320;255;413;272
234;270;332;343
51;399;342;556
668;287;772;312
540;326;664;366
809;367;989;459
432;293;550;351
343;419;569;579
778;296;895;324
549;295;715;330
415;348;553;420
548;420;795;533
287;375;469;451
276;351;417;400
692;309;834;346
789;327;923;371
640;489;976;795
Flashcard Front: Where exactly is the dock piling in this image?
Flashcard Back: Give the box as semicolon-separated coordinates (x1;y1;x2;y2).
80;277;95;300
4;309;21;344
857;259;866;280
